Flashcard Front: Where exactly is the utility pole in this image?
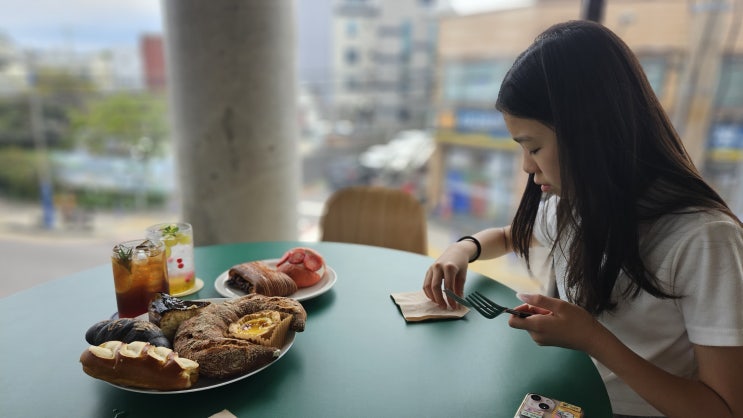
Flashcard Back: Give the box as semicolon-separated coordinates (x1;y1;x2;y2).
28;61;55;229
581;0;605;22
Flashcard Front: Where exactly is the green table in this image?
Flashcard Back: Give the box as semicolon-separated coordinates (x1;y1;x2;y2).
0;241;612;417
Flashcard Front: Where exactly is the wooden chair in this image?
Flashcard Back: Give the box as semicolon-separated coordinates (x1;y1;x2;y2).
320;186;428;255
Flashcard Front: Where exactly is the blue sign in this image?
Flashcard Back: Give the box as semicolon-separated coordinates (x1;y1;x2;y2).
708;123;743;150
455;109;509;137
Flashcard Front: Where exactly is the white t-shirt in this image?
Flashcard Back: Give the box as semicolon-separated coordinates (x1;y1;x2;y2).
533;196;743;416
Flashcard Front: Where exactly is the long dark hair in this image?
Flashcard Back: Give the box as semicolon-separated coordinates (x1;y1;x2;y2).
496;20;739;314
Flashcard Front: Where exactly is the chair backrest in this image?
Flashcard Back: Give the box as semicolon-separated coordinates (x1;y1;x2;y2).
320;186;428;255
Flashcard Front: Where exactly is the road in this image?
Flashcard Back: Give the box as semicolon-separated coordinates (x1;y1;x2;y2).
0;235;113;297
0;198;171;298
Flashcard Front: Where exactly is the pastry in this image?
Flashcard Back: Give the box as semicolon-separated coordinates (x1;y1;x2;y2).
174;294;306;379
229;310;293;348
148;292;212;340
275;247;326;288
225;261;298;296
85;318;171;348
80;341;199;390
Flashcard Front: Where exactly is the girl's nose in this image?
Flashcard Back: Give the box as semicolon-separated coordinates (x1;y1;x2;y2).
522;151;537;174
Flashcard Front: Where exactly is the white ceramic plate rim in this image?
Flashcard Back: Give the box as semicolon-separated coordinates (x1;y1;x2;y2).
213;259;338;301
104;298;295;394
170;277;204;298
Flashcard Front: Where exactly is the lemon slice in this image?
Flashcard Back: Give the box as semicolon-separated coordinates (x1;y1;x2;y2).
162;236;178;248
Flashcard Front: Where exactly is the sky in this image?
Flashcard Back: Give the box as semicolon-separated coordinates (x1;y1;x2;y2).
0;0;530;51
0;0;163;50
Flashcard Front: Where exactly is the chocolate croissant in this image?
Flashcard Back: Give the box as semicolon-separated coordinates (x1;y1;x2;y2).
226;261;298;297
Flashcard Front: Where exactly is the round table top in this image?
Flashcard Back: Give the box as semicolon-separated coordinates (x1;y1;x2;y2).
0;241;612;417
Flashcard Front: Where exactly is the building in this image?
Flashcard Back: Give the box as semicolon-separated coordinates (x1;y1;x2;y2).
331;0;440;138
140;34;166;92
297;0;334;112
427;0;743;225
0;34;30;96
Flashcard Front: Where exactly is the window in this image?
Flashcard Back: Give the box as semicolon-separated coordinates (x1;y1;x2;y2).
639;56;667;97
443;60;512;105
346;21;358;38
345;48;359;65
716;55;743;108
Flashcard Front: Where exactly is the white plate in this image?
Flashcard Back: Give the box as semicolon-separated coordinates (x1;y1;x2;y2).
106;298;295;394
170;278;204;297
214;259;338;301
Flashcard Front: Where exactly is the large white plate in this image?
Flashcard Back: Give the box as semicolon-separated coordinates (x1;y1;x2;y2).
105;298;295;394
214;259;338;301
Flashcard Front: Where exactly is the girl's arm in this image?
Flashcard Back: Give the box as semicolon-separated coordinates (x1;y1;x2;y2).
510;294;743;418
422;226;515;309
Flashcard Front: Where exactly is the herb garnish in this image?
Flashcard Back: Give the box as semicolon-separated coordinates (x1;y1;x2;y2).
161;224;180;238
115;244;134;272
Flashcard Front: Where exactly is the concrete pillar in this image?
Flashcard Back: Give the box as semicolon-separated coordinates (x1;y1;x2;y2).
162;0;299;246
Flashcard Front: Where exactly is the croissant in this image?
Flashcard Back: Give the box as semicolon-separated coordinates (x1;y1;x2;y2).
226;261;298;297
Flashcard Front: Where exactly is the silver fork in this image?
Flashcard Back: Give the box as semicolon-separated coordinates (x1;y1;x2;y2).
444;289;532;318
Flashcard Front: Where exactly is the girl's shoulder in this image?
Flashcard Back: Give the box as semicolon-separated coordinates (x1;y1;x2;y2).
643;208;742;246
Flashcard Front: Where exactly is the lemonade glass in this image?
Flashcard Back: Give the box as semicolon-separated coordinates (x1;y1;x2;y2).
146;222;196;295
111;239;169;318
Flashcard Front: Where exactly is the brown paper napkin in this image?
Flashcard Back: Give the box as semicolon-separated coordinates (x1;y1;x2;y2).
209;410;237;418
390;290;469;322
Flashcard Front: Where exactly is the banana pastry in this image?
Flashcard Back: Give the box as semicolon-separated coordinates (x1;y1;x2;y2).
80;341;199;390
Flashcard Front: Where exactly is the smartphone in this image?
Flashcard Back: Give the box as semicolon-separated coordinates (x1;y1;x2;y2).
513;393;583;418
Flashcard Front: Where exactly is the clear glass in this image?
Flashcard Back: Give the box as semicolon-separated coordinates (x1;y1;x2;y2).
146;222;196;295
111;239;169;318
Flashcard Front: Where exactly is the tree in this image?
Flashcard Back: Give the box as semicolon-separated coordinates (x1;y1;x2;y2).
68;92;169;156
0;67;96;149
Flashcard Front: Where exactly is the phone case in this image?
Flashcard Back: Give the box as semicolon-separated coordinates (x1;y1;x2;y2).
513;393;583;418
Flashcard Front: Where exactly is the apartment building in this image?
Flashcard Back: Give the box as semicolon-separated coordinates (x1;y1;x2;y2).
331;0;439;136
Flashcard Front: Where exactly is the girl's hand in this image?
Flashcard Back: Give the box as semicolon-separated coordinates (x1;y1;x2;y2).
422;244;471;309
508;293;608;354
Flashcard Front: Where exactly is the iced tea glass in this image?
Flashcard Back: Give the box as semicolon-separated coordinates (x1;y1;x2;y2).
146;222;196;295
111;239;169;318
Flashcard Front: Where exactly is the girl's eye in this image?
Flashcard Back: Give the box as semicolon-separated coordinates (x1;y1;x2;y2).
529;148;541;155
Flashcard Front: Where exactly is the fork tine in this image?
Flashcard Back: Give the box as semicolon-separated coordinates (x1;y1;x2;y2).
465;293;501;319
467;301;494;318
473;291;506;310
473;291;532;318
470;293;505;317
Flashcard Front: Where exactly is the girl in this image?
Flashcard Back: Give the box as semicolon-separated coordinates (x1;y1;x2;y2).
423;20;743;418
